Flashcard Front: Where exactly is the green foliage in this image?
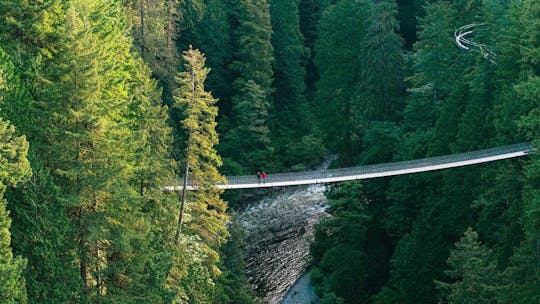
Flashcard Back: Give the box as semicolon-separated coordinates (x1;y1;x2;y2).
357;0;404;123
270;0;311;134
0;200;28;304
184;0;235;117
311;182;391;303
171;47;230;302
221;0;275;171
174;46;229;248
298;0;324;96
7;163;83;303
1;0;540;303
229;0;274;94
436;228;503;304
223;80;273;172
311;1;540;304
123;0;172;83
314;0;372;161
213;220;258;304
320;292;345;304
500;237;540;304
0;0;64;61
0;62;32;304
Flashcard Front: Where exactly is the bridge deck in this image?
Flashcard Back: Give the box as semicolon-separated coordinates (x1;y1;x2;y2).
164;143;532;190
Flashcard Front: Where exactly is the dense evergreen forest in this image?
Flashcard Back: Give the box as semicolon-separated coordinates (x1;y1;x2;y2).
0;0;539;303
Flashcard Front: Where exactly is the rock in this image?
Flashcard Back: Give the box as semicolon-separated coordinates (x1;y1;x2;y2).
236;184;329;304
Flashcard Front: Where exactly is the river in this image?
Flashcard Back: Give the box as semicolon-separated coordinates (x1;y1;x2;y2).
236;182;328;303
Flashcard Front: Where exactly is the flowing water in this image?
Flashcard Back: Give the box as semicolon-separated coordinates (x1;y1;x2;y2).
235;157;335;303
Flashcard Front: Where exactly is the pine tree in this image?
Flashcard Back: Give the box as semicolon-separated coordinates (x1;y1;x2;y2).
357;0;404;124
0;0;65;147
314;0;372;163
123;0;170;82
223;0;275;171
0;6;85;303
0;59;32;304
47;2;173;300
172;48;229;299
229;0;274;94
115;49;179;304
298;0;323;96
436;228;503;304
510;0;540;299
213;219;257;304
185;0;235;118
0;0;64;62
270;0;323;168
310;182;391;304
224;80;272;171
6;163;84;303
270;0;309;133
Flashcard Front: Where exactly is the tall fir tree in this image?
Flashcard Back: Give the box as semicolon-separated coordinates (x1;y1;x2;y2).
435;228;503;304
270;0;322;168
314;0;372;164
0;5;86;303
222;0;275;171
269;0;309;131
43;2;179;301
123;0;171;84
170;46;229;302
357;0;404;124
0;58;32;304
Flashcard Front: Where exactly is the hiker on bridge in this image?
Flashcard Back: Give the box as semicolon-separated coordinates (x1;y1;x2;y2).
257;171;261;184
261;171;267;184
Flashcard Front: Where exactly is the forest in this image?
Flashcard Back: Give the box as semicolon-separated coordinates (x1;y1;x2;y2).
0;0;539;303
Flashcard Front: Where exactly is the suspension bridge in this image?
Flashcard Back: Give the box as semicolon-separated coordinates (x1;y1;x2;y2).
165;143;533;190
164;25;522;191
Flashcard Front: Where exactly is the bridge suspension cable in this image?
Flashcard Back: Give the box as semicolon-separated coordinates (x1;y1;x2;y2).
164;142;532;191
455;23;496;63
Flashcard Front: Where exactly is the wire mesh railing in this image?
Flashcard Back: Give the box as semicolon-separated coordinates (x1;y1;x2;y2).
176;142;532;190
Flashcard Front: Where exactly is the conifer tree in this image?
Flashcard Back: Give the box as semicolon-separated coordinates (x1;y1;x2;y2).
173;45;229;277
0;7;85;303
511;0;540;298
270;0;323;167
213;219;257;304
0;61;32;304
223;0;275;170
314;0;372;163
49;2;173;300
229;0;274;94
298;0;324;96
185;0;235;117
358;0;404;123
123;0;170;82
436;228;503;304
270;0;309;133
0;0;64;63
224;80;272;171
120;51;180;304
7;163;84;303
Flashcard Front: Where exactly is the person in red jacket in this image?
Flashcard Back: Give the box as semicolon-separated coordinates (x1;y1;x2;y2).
261;171;267;184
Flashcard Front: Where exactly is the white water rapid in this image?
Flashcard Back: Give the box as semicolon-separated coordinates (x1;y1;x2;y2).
236;183;327;303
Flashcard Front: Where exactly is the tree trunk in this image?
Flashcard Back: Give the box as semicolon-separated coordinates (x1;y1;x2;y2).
166;0;176;63
139;0;146;57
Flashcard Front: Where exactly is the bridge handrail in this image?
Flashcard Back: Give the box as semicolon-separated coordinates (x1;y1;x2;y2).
180;142;532;187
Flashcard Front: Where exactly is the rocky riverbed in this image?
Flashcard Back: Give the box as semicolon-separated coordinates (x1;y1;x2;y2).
236;183;328;304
